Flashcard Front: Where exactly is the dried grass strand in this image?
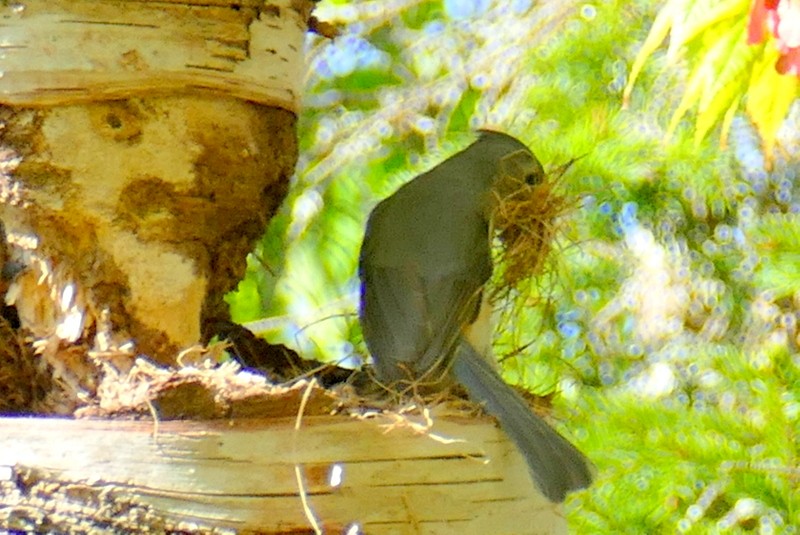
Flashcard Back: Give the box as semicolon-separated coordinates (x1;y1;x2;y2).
492;160;577;294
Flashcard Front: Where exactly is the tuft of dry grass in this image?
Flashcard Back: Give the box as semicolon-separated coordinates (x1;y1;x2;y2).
492;159;578;293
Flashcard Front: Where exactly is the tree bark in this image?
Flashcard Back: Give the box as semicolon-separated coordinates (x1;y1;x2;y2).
0;0;308;405
0;413;567;534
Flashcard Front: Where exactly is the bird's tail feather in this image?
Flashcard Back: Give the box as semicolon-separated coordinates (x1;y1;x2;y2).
452;341;593;502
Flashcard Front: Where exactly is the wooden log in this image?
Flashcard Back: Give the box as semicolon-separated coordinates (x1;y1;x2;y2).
0;414;567;534
0;0;308;109
0;0;308;387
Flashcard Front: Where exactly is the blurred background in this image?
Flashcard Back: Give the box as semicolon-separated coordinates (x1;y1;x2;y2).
227;0;799;531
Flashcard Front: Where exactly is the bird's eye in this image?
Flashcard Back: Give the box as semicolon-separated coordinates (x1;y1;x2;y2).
525;173;540;185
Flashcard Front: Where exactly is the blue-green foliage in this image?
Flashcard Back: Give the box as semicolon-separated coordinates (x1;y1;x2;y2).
228;0;799;530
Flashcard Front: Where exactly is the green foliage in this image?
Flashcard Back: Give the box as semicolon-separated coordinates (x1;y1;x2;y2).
751;214;800;299
227;0;800;531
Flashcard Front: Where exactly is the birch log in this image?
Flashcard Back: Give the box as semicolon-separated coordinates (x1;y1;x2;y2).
0;1;306;391
0;414;568;534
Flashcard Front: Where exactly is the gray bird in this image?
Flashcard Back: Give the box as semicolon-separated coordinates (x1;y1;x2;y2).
358;130;593;503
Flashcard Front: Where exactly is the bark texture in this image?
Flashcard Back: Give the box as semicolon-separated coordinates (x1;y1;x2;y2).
0;0;307;400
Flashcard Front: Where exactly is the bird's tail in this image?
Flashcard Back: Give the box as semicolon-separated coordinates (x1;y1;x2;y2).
451;341;594;502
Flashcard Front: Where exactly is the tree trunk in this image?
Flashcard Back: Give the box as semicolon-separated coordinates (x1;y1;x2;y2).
0;0;307;406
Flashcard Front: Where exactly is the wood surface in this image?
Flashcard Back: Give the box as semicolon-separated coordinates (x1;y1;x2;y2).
0;414;567;534
0;0;309;109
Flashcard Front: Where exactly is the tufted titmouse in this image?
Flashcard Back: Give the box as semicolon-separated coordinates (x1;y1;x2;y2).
358;130;593;502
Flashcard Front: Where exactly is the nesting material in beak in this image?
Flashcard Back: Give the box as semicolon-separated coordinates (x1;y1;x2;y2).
492;159;577;292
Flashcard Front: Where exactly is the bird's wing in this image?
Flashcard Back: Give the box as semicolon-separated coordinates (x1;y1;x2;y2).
359;258;488;383
359;194;491;383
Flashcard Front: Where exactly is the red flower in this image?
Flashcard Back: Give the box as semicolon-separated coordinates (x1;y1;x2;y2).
748;0;800;76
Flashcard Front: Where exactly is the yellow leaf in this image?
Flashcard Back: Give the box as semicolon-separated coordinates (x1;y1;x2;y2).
696;24;742;109
695;85;740;145
623;0;683;108
694;23;755;142
667;59;711;138
719;95;741;150
747;48;800;168
668;0;747;62
669;17;753;142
